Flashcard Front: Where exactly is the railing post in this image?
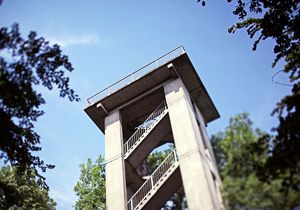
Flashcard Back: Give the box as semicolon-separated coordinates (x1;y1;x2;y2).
174;150;178;162
107;87;111;96
150;176;154;188
181;45;185;53
130;199;133;210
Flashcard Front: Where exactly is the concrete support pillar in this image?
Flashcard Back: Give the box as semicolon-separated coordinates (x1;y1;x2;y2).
164;79;217;210
104;110;127;210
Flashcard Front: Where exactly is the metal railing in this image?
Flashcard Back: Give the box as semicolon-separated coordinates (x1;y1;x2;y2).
123;101;168;157
127;149;178;210
87;46;185;105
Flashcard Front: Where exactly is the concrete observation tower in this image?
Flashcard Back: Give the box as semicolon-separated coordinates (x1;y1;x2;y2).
85;46;225;210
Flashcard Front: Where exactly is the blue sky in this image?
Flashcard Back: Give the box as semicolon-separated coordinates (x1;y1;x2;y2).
0;1;290;209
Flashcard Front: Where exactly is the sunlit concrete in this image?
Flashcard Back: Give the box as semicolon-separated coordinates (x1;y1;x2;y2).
104;111;127;210
164;79;219;210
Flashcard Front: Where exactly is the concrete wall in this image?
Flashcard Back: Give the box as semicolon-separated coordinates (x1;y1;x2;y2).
104;110;127;210
193;103;226;209
164;78;221;210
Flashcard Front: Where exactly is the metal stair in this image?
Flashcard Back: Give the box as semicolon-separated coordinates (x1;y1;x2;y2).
124;101;168;159
127;149;179;210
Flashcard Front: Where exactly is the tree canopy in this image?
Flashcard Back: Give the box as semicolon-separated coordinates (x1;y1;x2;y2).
0;165;56;209
0;22;79;187
211;113;300;209
74;155;106;210
226;0;300;192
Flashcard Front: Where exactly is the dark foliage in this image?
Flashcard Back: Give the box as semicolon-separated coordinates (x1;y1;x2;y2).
0;166;56;209
0;23;79;188
197;0;206;7
227;0;300;192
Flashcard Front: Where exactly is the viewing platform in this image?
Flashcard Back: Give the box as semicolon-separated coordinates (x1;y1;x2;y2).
85;46;219;133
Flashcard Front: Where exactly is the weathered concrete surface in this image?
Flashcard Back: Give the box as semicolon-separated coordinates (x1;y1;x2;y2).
164;79;217;210
104;111;127;210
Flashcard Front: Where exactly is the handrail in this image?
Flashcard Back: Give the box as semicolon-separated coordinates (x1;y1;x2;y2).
127;149;178;210
87;46;185;105
123;101;167;156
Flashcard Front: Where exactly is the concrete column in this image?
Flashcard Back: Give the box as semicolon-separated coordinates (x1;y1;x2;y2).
104;110;127;210
164;79;217;210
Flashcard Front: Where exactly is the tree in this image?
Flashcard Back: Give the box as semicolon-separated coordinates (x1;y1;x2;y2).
226;0;300;192
74;155;106;210
0;165;56;209
0;20;79;187
211;113;300;209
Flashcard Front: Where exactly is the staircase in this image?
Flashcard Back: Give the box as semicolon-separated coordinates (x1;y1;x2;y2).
127;149;179;210
123;101;168;159
124;101;179;210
